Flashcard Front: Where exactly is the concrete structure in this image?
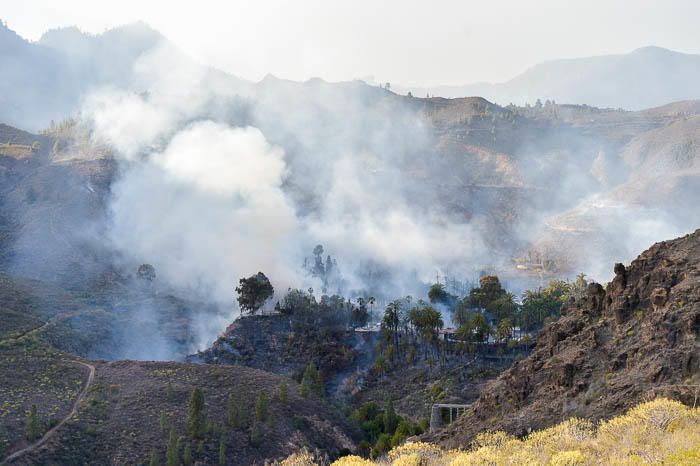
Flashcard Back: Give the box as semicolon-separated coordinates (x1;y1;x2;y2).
429;403;471;432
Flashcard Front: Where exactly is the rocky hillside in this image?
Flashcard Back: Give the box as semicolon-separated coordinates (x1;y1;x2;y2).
429;229;700;447
192;314;359;381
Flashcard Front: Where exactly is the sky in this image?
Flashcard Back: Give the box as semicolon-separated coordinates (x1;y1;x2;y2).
3;0;700;86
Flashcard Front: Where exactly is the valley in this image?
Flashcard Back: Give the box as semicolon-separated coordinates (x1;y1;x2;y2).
0;13;699;465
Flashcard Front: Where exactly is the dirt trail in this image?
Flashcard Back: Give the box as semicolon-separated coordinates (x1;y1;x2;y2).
0;316;97;464
0;310;88;346
1;360;95;465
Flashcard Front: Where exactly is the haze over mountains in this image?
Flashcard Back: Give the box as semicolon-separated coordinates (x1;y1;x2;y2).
1;12;700;465
4;20;700;132
396;46;700;110
0;19;699;353
0;21;251;131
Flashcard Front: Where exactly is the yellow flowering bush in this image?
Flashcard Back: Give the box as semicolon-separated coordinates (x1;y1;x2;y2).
330;455;375;466
279;449;319;466
548;450;586;466
283;399;699;466
386;441;442;463
390;452;421;466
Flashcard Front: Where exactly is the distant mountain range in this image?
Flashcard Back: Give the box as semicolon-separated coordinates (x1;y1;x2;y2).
395;46;700;110
3;20;700;129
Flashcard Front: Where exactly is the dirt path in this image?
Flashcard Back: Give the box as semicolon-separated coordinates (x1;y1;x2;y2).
0;310;88;346
0;316;97;464
1;359;95;465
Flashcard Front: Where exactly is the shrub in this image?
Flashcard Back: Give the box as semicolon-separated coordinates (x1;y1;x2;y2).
549;450;586;466
284;398;700;465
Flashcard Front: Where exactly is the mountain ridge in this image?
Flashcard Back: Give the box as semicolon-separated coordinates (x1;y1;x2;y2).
396;46;700;110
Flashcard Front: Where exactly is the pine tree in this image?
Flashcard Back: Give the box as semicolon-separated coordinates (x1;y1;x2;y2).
301;363;323;397
160;411;168;432
149;448;159;466
166;429;178;466
255;391;268;422
250;422;262;446
24;404;40;441
183;443;192;466
384;399;398;434
176;437;183;459
218;433;227;465
300;377;310;399
279;382;288;404
187;388;207;438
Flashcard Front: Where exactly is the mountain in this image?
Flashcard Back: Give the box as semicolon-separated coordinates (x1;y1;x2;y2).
427;229;700;447
398;47;700;110
0;21;251;131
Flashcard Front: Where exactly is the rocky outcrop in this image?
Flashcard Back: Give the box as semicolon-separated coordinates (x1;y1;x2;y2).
192;314;357;380
430;229;700;447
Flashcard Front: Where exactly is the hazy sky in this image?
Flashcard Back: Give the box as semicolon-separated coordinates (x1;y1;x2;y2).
4;0;700;85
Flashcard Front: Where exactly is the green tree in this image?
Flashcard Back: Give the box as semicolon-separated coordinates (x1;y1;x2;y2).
183;443;192;466
250;422;262;446
279;382;289;404
255;391;268;422
301;363;323;397
427;283;456;307
176;437;183;456
453;298;476;327
372;355;387;378
166;429;178;466
391;420;413;446
496;318;513;342
218;433;227;465
409;304;443;359
160;411;168;432
456;313;491;343
520;280;571;331
382;300;402;358
383;399;398;434
25;404;40;441
149;448;159;466
469;275;507;310
488;293;517;322
235;272;274;315
187;388;207;439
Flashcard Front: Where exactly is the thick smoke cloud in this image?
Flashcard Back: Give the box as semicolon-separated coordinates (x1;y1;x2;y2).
73;34;699;359
107;121;299;305
81;43;490;324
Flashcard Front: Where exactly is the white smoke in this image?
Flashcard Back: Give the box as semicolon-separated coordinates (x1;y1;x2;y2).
108;121;300;305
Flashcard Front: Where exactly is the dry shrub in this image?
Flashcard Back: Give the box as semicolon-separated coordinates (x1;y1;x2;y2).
286;398;700;466
279;448;320;466
330;455;375;466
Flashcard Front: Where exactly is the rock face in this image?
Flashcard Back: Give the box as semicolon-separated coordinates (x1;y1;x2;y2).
431;229;700;446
